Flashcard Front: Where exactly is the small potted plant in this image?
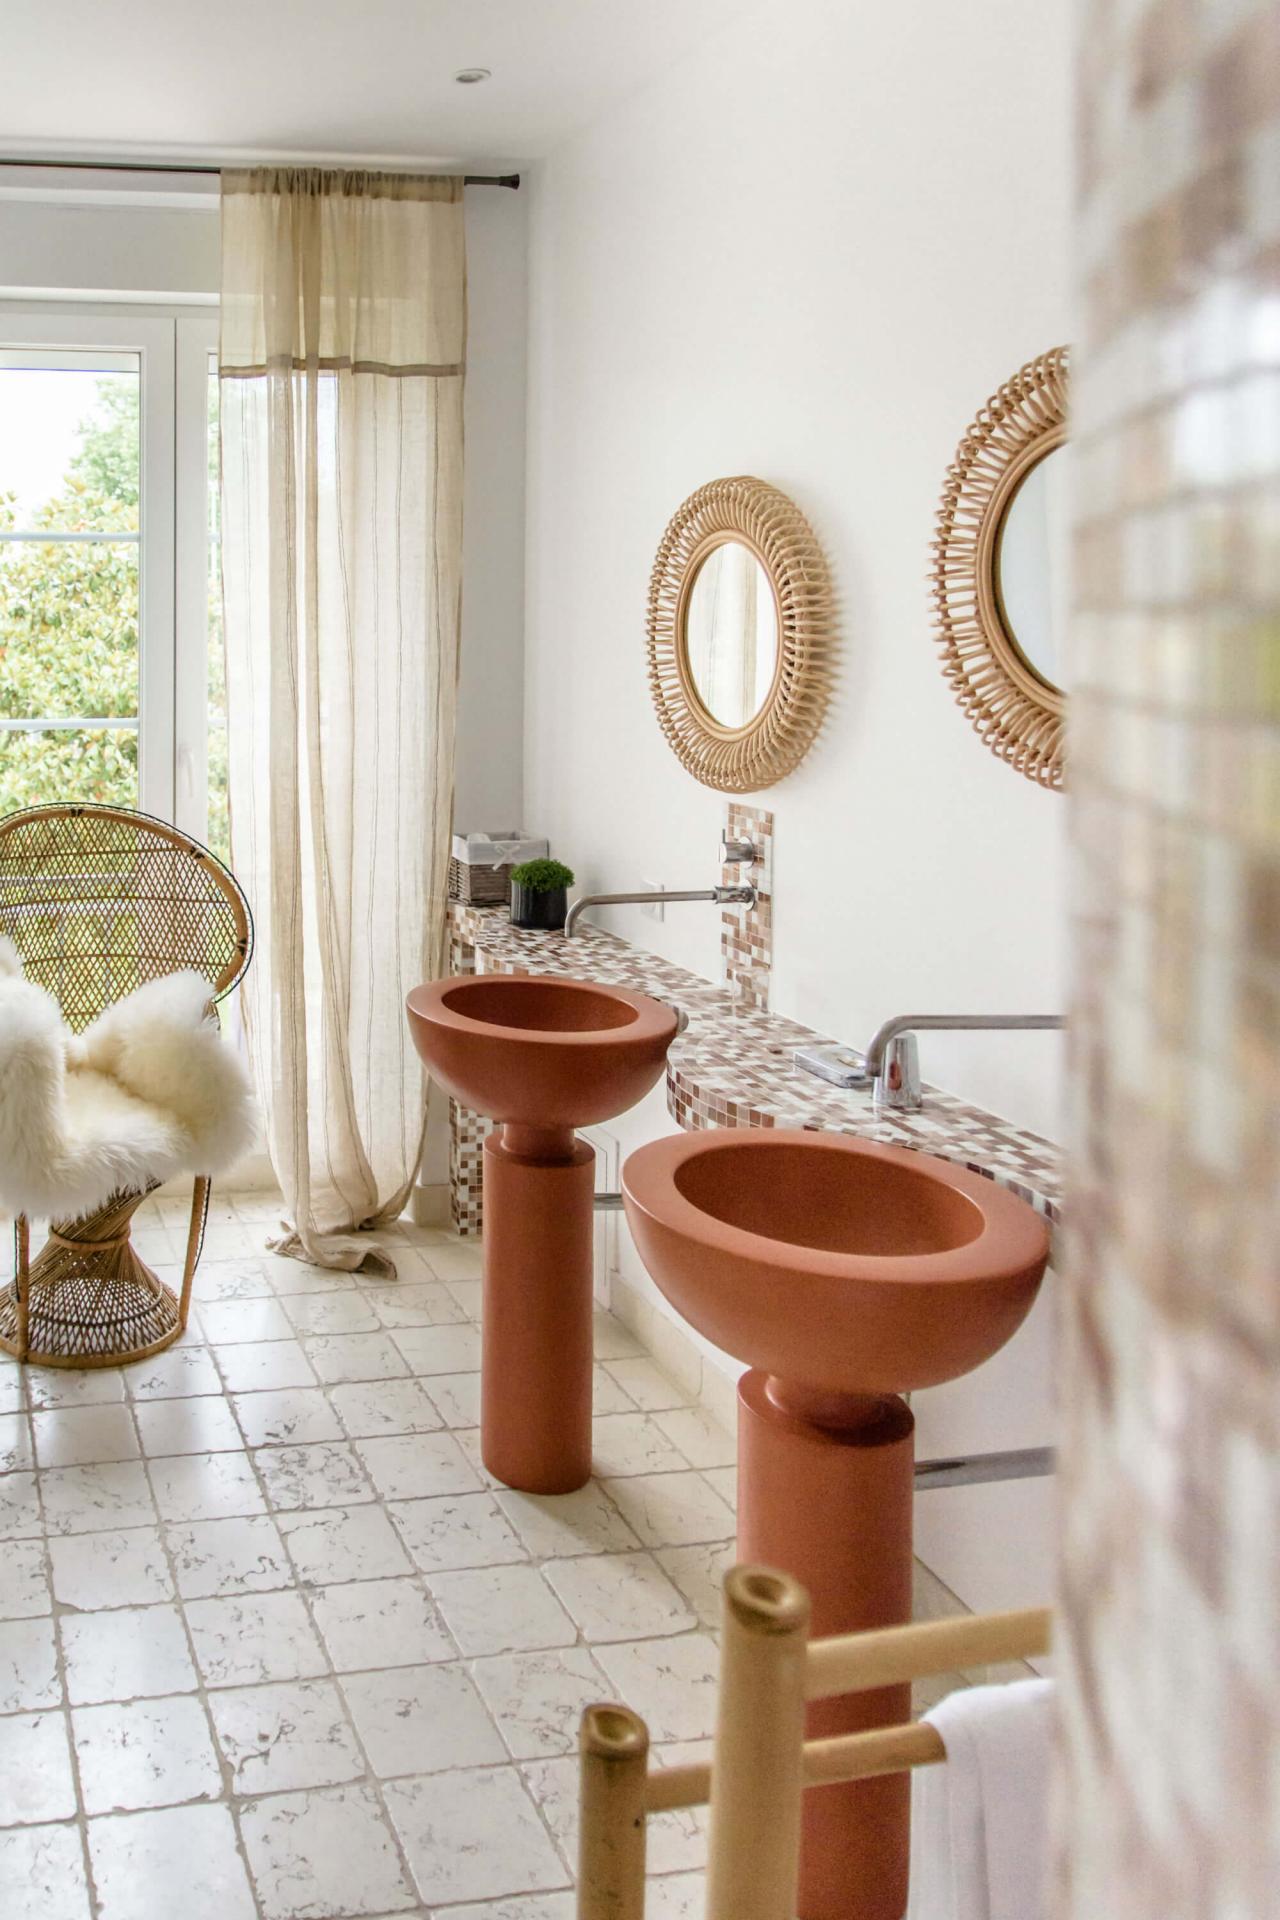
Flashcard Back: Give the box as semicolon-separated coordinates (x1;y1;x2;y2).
509;857;575;932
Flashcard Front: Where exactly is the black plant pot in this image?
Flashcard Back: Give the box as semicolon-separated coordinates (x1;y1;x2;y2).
510;883;568;932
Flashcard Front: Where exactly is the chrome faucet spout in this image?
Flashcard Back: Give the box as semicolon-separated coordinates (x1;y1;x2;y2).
564;884;755;939
863;1013;1065;1111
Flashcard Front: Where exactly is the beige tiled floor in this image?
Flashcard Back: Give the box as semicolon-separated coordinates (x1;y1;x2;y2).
0;1196;733;1920
0;1194;979;1920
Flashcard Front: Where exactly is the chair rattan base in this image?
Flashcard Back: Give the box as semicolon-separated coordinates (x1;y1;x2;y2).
1;1183;206;1369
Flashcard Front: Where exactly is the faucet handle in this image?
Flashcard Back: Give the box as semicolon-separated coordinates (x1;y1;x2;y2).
720;835;758;867
872;1032;922;1111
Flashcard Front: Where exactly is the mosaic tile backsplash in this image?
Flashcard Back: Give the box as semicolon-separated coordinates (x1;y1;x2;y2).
1059;0;1280;1910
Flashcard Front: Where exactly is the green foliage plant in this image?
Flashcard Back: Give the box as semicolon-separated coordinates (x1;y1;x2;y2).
510;857;575;893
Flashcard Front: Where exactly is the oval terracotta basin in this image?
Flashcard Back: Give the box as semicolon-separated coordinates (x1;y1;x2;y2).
622;1129;1050;1395
406;974;680;1130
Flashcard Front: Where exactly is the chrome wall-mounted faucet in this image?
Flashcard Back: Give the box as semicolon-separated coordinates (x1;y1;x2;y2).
862;1013;1065;1111
564;883;756;939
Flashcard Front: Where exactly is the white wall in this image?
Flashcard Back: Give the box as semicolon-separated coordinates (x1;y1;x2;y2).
522;0;1072;1611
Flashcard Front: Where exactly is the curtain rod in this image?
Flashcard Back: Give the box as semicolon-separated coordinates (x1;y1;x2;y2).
0;158;519;188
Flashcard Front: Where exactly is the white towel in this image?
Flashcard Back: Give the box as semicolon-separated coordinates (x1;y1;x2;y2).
905;1679;1055;1920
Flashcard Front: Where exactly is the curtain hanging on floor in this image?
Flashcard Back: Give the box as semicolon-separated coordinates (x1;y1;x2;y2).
219;168;466;1270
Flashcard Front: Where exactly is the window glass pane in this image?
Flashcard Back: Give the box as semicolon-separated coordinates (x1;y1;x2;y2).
0;540;139;721
206;360;229;863
0;353;140;533
0;725;138;816
0;348;142;814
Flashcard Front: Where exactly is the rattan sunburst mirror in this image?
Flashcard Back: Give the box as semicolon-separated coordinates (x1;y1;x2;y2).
931;347;1069;789
646;476;835;792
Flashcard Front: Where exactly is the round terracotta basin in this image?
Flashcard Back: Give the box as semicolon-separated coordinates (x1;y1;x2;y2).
622;1129;1049;1395
406;974;680;1130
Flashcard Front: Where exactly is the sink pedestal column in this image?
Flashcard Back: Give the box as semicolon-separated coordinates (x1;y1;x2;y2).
481;1123;596;1494
737;1370;916;1920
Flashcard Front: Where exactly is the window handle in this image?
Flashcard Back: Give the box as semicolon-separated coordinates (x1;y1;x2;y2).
177;745;195;802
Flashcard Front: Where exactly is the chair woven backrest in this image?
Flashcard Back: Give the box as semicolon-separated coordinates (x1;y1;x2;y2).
0;803;253;1032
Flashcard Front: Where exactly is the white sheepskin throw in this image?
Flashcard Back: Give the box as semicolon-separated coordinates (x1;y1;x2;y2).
0;935;258;1221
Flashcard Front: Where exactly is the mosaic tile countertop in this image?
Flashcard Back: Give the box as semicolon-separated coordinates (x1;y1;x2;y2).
450;906;1062;1226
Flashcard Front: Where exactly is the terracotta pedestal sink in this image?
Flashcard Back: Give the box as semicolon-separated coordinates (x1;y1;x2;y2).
406;975;678;1494
622;1129;1050;1920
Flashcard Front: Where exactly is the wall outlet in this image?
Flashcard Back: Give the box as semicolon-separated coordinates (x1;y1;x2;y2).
640;879;664;922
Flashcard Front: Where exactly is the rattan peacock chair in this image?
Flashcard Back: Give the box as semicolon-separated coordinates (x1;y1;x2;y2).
0;802;253;1368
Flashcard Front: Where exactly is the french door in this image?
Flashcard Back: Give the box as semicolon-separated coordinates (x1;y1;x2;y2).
0;307;225;852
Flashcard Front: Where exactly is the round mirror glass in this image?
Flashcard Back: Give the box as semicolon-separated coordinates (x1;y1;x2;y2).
995;446;1071;692
683;540;779;729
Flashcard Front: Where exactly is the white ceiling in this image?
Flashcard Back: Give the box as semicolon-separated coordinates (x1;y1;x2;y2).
0;0;750;172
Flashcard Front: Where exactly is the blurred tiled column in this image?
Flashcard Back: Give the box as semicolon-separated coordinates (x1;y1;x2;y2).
445;913;491;1236
1061;1;1280;1912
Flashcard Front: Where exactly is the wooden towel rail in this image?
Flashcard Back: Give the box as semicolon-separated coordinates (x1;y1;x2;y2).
578;1562;1051;1920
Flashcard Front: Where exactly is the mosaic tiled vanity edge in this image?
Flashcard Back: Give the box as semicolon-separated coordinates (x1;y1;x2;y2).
445;899;1062;1239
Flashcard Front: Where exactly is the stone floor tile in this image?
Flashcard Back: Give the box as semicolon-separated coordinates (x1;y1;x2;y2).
0;1410;34;1472
231;1387;343;1449
31;1404;139;1469
650;1406;737;1470
25;1367;126;1410
0;1471;41;1541
134;1394;243;1457
49;1525;172;1610
470;1645;609;1761
87;1803;256;1920
212;1340;317;1394
278;1503;412;1585
362;1281;466;1330
239;1781;417;1919
589;1415;686;1479
342;1661;505;1776
493;1483;640;1561
209;1677;365;1793
419;1371;480;1428
654;1541;737;1629
0;1538;50;1619
592;1364;639;1415
0;1710;77;1822
196;1297;294;1345
427;1564;576;1657
593;1633;720;1743
253;1441;374;1511
389;1492;526;1574
602;1358;693;1412
354;1431;481;1502
167;1514;291;1598
184;1590;328;1687
0;1822;92;1920
0;1616;61;1711
328;1378;442;1439
542;1552;696;1643
437;1898;575;1920
73;1693;221;1813
39;1461;155;1535
149;1449;266;1523
602;1472;736;1548
281;1292;382;1337
384;1765;568;1907
61;1603;196;1705
126;1346;222;1401
309;1577;454;1671
591;1312;643;1361
302;1333;409;1385
388;1324;482;1376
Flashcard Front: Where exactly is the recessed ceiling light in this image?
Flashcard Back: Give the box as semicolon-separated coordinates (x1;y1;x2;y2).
454;67;491;85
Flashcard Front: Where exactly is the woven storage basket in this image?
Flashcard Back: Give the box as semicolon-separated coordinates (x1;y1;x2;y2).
448;856;515;906
449;831;548;908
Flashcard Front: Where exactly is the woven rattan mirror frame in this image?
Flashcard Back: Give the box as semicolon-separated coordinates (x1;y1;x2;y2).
646;476;835;792
931;347;1069;790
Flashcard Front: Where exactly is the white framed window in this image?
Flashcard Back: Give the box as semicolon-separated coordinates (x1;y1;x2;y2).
0;305;225;854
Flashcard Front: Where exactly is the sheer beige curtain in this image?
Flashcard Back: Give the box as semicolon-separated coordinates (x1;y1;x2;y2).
219;168;465;1270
